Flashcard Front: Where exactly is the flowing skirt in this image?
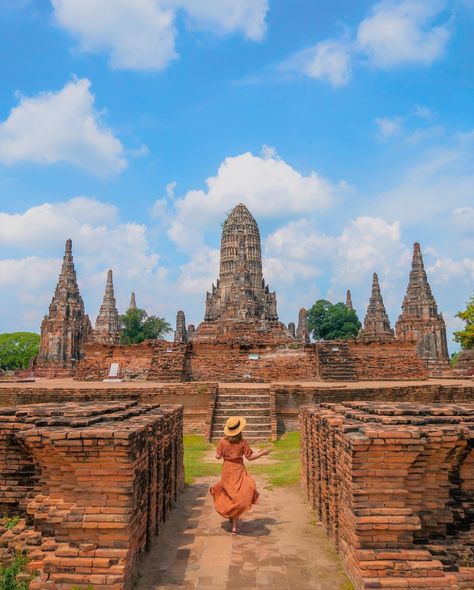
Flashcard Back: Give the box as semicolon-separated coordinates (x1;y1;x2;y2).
210;458;259;519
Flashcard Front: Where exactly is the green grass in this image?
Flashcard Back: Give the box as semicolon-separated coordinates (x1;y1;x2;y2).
0;552;31;590
183;431;301;487
183;434;221;484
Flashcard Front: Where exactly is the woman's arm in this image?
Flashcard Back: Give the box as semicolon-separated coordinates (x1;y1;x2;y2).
247;448;271;461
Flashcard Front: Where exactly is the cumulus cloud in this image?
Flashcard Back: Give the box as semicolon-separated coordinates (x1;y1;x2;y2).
52;0;268;71
356;0;450;68
285;0;449;85
376;116;404;139
0;78;126;175
428;257;474;283
168;148;343;251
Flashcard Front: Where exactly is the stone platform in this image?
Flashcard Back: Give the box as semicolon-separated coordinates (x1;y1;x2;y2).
300;401;474;590
0;400;184;590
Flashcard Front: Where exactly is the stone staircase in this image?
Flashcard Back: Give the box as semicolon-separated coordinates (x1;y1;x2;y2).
210;385;274;442
316;342;357;381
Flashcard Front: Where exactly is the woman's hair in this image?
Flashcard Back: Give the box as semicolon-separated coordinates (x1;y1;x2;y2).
225;432;242;444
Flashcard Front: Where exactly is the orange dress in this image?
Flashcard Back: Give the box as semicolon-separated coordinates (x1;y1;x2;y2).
209;438;259;519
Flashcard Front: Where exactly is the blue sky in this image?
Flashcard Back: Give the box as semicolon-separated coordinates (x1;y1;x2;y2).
0;0;473;352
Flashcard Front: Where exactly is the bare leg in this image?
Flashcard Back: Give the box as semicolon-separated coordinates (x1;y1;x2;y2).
231;517;239;534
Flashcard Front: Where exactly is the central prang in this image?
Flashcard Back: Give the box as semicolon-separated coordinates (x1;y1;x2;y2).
192;203;293;341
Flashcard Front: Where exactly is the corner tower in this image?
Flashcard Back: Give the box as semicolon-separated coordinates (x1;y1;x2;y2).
395;242;449;369
37;239;92;368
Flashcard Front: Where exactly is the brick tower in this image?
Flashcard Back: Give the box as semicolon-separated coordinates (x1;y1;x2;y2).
37;239;91;368
94;269;120;345
174;310;188;343
345;289;353;310
358;273;395;343
395;242;449;370
194;203;291;341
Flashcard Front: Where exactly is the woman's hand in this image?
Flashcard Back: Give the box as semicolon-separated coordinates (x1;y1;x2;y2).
261;448;271;457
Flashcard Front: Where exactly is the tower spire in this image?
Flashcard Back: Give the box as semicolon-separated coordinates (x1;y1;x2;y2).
345;289;353;311
358;273;394;343
396;242;449;369
37;239;91;367
94;269;120;345
129;292;137;311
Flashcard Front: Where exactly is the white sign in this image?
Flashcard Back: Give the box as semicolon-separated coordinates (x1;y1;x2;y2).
108;362;120;378
248;353;260;360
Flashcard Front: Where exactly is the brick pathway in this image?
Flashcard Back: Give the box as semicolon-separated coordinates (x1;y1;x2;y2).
136;476;350;590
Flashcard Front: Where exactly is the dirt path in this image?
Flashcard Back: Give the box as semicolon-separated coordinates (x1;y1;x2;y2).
136;475;350;590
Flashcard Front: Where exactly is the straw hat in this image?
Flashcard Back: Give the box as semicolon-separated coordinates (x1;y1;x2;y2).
224;416;247;437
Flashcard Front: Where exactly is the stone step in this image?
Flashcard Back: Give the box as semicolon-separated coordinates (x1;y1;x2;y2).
213;411;270;420
215;395;270;403
215;400;270;408
212;420;271;430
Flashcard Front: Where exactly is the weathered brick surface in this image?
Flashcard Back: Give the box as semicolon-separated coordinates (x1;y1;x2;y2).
0;400;184;590
300;402;474;590
349;341;428;380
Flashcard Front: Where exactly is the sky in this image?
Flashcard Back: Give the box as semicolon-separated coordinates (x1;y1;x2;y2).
0;0;473;353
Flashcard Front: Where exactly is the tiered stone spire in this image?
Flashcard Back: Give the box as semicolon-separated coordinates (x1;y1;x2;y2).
345;290;353;311
129;292;137;311
174;310;188;343
358;273;395;343
37;239;91;367
296;308;310;343
203;204;278;323
94;270;120;345
395;243;449;366
288;322;296;338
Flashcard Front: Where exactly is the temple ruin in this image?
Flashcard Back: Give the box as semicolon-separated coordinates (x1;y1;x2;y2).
396;242;450;373
94;269;120;346
358;272;395;343
36;239;92;372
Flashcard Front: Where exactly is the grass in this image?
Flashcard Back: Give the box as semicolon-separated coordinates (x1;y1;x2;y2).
0;552;31;590
183;431;301;487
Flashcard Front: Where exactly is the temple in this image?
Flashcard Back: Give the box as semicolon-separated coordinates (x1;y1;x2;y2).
175;310;188;343
395;242;449;371
93;269;120;345
358;272;395;343
193;203;292;341
345;289;353;310
36;239;91;371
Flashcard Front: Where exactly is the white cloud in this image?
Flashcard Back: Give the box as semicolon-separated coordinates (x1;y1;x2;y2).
428;257;474;283
265;220;336;261
52;0;268;72
0;78;126;175
169;0;268;41
177;248;220;295
52;0;177;71
356;0;450;68
376;116;404;138
286;0;449;86
0;257;59;289
452;207;474;233
168;148;343;251
287;40;352;87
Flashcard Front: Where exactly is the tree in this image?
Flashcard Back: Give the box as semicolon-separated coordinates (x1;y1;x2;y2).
454;292;474;350
307;300;361;341
0;332;40;371
119;308;171;344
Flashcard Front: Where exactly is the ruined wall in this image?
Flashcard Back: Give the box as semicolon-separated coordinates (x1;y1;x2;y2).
276;383;474;432
300;402;474;590
349;341;428;380
76;341;188;382
188;341;318;382
0;383;215;434
0;401;184;590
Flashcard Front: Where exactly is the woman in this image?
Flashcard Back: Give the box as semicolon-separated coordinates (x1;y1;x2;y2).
209;415;271;535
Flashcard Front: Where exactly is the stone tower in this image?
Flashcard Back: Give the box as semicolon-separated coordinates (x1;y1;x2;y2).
94;269;120;345
288;322;296;338
345;290;353;311
358;273;395;343
203;203;278;322
395;242;449;367
129;292;137;311
174;310;188;343
37;239;92;368
296;308;310;343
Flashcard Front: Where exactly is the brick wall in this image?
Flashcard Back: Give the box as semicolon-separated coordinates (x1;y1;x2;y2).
348;341;428;380
300;402;474;590
0;400;184;590
0;383;216;434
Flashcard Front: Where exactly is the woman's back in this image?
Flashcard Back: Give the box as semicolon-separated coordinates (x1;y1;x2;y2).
217;438;253;461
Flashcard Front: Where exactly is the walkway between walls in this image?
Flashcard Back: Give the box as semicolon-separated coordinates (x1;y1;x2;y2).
136;475;351;590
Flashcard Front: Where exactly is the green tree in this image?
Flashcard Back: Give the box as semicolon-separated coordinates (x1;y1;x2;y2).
453;292;474;350
0;333;40;371
119;308;171;344
307;300;361;341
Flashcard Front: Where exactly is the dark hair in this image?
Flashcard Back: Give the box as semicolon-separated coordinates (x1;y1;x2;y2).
225;433;243;444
